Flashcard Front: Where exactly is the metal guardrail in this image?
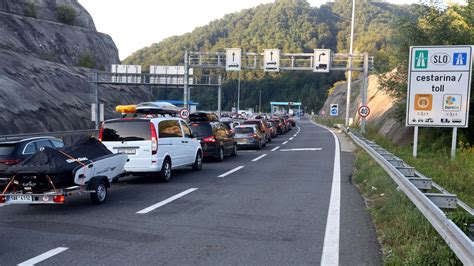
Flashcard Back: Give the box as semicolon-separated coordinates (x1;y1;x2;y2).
347;131;473;264
0;129;99;141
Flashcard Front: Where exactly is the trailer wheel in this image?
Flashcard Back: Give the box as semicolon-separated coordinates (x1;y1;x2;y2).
90;180;107;204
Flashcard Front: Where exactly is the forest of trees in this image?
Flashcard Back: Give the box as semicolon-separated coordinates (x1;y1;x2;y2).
124;0;416;113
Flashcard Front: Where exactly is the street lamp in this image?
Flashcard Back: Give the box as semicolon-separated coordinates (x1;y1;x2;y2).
345;0;356;127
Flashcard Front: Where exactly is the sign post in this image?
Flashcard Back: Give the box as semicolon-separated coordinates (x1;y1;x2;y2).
407;45;473;159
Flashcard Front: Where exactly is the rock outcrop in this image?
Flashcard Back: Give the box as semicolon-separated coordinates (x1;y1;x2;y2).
0;0;152;134
318;71;413;145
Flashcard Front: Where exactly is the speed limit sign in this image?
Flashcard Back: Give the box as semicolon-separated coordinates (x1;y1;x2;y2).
179;108;190;119
358;105;370;117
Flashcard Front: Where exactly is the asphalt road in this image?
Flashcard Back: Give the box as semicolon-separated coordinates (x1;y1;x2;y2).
0;119;382;265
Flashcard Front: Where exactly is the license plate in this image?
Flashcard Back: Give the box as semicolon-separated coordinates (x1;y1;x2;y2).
9;195;32;202
237;139;248;144
118;148;136;155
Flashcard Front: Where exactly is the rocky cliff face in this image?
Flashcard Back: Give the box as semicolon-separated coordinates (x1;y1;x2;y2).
318;72;413;145
0;0;152;134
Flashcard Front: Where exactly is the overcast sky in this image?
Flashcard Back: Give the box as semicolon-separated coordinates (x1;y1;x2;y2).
78;0;464;60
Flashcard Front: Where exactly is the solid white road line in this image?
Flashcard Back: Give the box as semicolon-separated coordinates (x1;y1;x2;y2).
289;137;294;140
218;166;244;178
271;146;280;152
282;141;288;145
320;125;341;266
251;154;267;162
137;188;198;214
18;247;68;266
279;148;322;151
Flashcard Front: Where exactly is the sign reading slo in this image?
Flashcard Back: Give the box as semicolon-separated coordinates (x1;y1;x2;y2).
406;46;473;127
264;49;280;72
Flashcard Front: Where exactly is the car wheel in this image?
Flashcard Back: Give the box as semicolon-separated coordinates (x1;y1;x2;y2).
268;136;272;142
257;141;262;150
231;144;237;157
90;180;107;205
192;151;203;171
159;158;172;182
217;147;224;162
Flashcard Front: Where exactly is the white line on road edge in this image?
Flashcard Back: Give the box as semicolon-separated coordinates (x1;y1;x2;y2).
280;148;322;151
137;188;198;214
271;146;280;152
251;154;267;162
282;141;288;145
18;247;68;266
320;124;341;266
218;166;244;178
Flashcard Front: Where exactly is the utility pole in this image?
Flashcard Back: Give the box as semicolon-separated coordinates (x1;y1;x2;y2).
258;90;262;113
184;50;189;109
237;70;241;113
345;0;356;127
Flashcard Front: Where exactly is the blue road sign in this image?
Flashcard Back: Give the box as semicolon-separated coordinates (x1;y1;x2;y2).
453;53;467;66
330;104;338;116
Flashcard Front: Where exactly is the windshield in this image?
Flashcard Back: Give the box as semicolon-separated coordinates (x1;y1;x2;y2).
102;120;151;142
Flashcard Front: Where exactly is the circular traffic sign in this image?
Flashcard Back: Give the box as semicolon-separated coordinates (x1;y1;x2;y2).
358;105;370;117
179;108;190;119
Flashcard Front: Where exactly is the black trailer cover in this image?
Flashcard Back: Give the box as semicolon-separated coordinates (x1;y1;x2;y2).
6;135;111;190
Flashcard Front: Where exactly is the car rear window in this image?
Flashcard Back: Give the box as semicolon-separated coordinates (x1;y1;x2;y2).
243;121;259;126
189;123;213;137
0;144;15;156
102;120;151;141
234;127;254;134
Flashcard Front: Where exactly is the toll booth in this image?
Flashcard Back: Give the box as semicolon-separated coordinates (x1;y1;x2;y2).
163;100;199;112
270;102;302;115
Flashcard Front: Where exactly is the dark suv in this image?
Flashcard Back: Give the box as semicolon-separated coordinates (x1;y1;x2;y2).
0;137;64;183
189;113;237;161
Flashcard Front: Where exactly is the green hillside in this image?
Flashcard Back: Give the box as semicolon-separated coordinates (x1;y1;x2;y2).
124;0;416;112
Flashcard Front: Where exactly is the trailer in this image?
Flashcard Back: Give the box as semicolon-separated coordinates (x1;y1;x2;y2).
0;135;128;206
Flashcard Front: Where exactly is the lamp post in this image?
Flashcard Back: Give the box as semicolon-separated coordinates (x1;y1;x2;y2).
345;0;356;127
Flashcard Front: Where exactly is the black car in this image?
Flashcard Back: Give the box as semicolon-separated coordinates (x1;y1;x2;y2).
189;113;237;161
0;137;64;182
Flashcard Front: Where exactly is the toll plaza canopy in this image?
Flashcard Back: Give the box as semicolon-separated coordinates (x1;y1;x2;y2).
270;102;302;114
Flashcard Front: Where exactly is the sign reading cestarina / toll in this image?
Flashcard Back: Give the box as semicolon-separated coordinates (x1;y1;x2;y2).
406;45;473;127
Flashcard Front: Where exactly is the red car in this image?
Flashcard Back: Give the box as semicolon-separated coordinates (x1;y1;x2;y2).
242;119;272;142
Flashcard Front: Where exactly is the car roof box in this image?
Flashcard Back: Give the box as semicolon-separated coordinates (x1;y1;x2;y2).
135;102;180;115
189;112;218;122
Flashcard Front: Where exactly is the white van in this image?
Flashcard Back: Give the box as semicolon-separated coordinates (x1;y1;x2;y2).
99;117;202;182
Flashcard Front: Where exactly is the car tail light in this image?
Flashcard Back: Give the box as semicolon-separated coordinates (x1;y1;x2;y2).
0;159;21;165
248;133;258;139
150;122;158;155
53;195;65;203
0;196;5;203
98;122;104;142
203;136;216;143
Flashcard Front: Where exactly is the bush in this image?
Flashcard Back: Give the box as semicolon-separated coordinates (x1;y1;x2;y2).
25;1;37;18
78;53;96;69
56;5;76;25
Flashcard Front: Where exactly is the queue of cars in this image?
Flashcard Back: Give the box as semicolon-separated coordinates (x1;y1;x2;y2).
0;102;297;206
